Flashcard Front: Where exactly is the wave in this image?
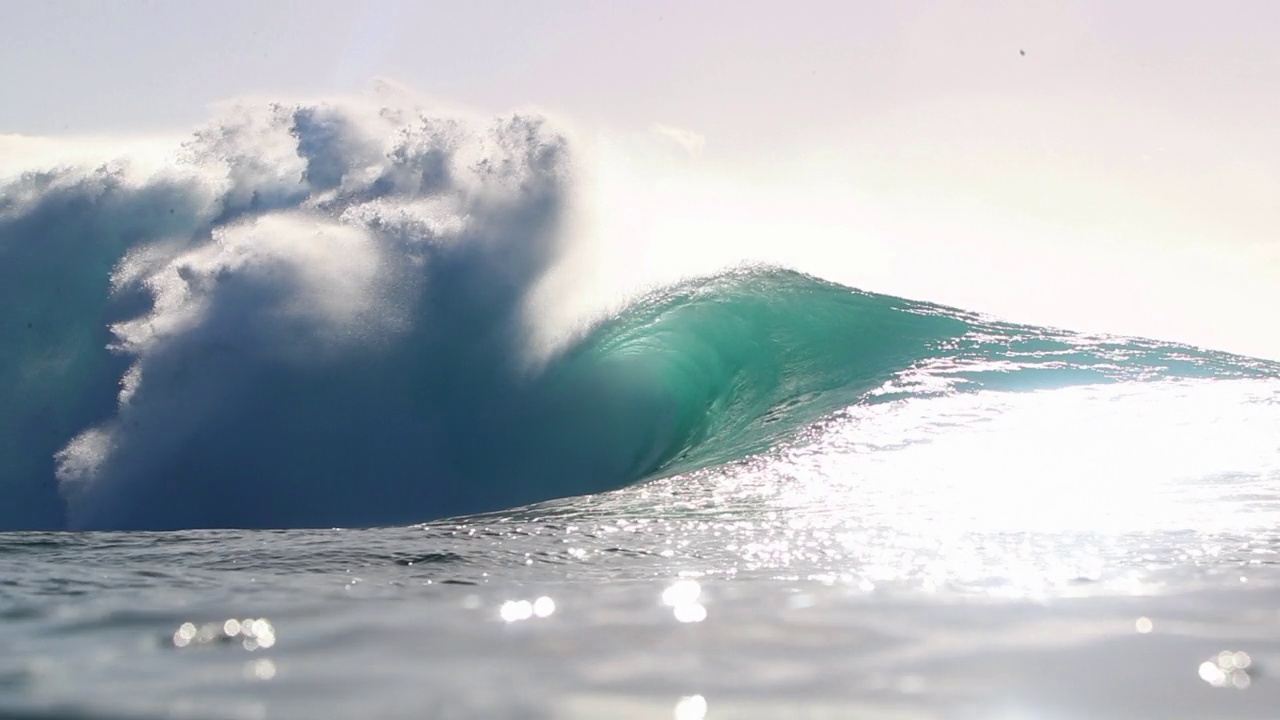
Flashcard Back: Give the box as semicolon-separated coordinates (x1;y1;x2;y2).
1;99;1276;531
542;266;1276;482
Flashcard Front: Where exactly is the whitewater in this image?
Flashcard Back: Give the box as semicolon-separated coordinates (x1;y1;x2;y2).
2;96;1280;719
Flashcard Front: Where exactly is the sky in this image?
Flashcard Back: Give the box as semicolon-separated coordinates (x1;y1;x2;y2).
2;0;1278;358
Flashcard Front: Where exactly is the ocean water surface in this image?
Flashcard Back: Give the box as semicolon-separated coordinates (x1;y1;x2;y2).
2;99;1279;719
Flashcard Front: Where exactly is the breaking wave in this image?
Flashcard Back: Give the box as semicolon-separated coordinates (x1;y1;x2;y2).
1;98;1275;531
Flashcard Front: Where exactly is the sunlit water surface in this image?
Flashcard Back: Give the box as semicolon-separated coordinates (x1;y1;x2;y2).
3;377;1280;719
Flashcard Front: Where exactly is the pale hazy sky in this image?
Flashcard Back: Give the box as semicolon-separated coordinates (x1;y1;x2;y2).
3;1;1276;144
2;0;1278;358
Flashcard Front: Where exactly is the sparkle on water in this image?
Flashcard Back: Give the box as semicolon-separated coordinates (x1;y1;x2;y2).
673;694;708;720
642;377;1280;598
172;618;276;651
662;579;708;623
500;596;556;622
3;377;1279;718
1199;651;1254;689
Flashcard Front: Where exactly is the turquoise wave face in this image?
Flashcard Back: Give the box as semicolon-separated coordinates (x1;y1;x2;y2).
529;268;971;481
536;267;1276;487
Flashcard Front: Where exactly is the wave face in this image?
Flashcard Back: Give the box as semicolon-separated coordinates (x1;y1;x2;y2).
543;267;1273;481
1;100;1277;531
